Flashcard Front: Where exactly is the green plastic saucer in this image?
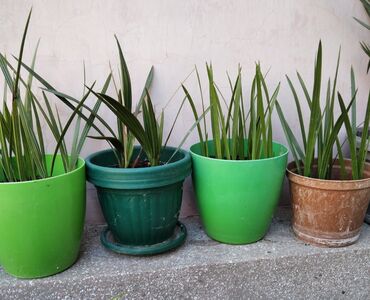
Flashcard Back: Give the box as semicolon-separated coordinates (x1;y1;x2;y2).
100;221;187;256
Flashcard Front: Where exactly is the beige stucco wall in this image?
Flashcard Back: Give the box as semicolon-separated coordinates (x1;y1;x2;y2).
0;0;369;223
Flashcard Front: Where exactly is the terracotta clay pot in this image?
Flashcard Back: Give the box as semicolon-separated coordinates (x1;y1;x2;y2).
287;159;370;247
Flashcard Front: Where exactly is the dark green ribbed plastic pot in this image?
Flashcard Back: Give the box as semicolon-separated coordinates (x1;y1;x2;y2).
86;146;191;252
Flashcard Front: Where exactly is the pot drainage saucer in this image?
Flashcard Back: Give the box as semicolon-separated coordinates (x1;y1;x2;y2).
100;221;187;256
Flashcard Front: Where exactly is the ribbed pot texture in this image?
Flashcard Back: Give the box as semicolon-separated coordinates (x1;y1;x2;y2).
190;140;288;244
0;156;86;279
86;146;191;246
287;159;370;247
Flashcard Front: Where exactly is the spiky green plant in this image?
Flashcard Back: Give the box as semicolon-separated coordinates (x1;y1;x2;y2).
277;41;370;180
354;0;370;72
36;37;206;168
78;37;166;167
83;36;156;168
0;10;99;182
22;35;206;168
89;40;209;167
183;63;280;160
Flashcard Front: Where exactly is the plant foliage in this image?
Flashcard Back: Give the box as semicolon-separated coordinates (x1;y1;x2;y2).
183;63;280;160
72;38;207;168
0;10;98;182
354;0;370;72
277;41;370;180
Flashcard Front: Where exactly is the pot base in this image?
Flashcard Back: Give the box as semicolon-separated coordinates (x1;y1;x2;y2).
292;226;360;247
100;222;187;256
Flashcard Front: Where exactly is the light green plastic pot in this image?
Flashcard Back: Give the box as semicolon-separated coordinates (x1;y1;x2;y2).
0;155;86;279
190;140;288;244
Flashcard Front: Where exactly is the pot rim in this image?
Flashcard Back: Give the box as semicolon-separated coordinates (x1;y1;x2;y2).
85;146;190;174
0;155;85;186
286;159;370;190
189;139;288;163
85;146;191;189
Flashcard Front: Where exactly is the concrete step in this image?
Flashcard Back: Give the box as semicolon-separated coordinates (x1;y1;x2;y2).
1;207;370;299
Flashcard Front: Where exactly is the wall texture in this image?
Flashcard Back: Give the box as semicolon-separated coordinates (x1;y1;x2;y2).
0;0;369;223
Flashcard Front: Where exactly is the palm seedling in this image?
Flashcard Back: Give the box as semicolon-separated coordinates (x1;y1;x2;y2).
182;63;280;160
277;41;370;180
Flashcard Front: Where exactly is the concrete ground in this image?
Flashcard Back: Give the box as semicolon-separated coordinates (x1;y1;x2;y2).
1;207;370;299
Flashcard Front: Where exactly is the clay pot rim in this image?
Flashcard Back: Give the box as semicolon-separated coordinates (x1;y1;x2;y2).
286;159;370;190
